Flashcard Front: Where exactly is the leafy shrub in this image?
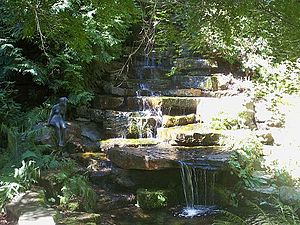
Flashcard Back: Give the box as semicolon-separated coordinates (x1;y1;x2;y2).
49;160;96;212
0;160;40;209
0;82;21;126
211;112;239;130
213;199;300;225
224;134;263;188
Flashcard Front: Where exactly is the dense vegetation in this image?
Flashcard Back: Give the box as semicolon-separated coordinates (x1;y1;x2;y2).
0;0;300;223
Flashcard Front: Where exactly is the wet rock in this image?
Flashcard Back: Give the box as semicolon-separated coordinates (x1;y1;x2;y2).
136;189;175;210
128;116;160;138
125;79;171;90
93;95;124;110
279;186;300;206
102;110;131;138
126;96;200;115
162;114;198;128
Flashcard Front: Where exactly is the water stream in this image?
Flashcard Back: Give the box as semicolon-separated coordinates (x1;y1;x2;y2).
179;160;218;217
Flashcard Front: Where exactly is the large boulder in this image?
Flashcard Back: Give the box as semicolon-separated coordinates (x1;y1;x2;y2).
279;186;300;206
99;138;159;151
34;122;81;148
107;144;230;170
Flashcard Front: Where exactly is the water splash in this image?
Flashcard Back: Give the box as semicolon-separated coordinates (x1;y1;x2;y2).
179;160;218;217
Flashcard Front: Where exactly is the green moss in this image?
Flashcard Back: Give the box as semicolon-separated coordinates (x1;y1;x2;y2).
136;189;175;210
57;212;101;225
100;138;159;150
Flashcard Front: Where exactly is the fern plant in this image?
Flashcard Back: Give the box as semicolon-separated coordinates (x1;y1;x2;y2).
49;160;96;212
213;200;300;225
0;160;40;209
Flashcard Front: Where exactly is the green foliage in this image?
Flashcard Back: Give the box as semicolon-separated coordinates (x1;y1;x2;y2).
273;168;296;187
147;0;300;98
213;199;300;225
136;188;173;210
0;82;21;126
22;150;59;170
0;0;140;104
49;160;96;212
0;160;40;209
211;112;239;130
224;134;263;188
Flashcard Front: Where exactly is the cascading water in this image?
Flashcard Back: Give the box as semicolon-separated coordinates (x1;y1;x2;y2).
179;160;218;218
132;54;163;138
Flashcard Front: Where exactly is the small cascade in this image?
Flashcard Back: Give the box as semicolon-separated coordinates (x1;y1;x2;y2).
179;160;218;217
130;84;162;139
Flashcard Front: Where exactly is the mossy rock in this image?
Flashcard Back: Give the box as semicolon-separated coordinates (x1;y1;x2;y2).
57;212;101;225
100;138;159;150
136;189;175;210
162;114;197;128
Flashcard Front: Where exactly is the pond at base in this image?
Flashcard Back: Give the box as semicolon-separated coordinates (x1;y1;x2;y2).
178;205;218;218
100;206;216;225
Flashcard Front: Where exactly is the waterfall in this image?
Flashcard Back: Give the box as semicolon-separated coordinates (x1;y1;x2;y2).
179;160;217;217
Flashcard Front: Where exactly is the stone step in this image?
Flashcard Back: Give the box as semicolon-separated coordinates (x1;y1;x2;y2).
158;126;273;146
162;114;199;128
161;89;240;97
99;138;160;150
107;144;229;170
122;79;172;90
172;73;232;90
175;58;218;71
126;96;201;115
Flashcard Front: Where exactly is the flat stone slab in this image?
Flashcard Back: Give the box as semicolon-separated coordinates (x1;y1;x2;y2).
107;144;231;170
100;138;160;150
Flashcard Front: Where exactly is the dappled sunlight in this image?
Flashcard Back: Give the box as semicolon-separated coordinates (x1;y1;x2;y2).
262;94;300;181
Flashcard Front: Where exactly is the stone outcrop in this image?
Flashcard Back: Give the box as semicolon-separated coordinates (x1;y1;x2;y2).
279;186;300;206
107;144;230;170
